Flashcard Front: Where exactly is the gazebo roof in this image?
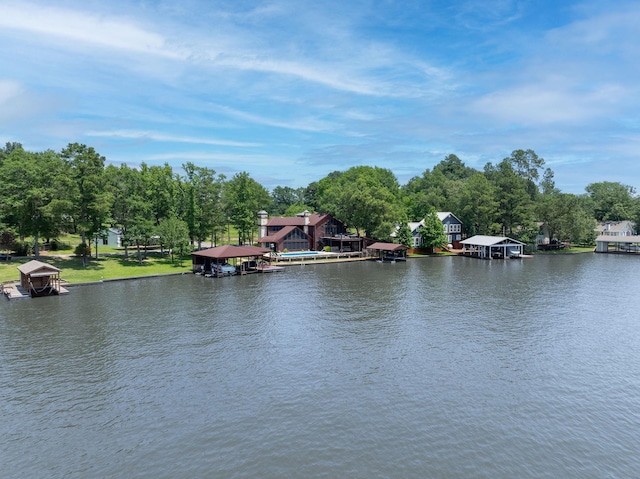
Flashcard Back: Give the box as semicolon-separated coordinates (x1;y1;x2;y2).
191;245;270;260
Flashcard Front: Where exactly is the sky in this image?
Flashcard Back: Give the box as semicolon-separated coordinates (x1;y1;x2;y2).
1;0;639;194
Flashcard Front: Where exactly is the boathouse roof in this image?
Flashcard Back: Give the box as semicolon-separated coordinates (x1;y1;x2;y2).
191;245;270;259
17;260;61;276
367;242;408;251
595;235;640;244
460;235;525;247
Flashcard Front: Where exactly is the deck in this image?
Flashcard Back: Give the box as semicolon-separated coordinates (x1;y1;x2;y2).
2;282;69;300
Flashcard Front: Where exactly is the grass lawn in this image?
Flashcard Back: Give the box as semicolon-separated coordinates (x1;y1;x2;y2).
0;253;191;285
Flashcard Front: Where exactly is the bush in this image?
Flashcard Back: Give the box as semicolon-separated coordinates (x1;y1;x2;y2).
74;243;91;257
12;241;32;256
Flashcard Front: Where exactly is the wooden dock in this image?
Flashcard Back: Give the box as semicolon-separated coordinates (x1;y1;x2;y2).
2;281;69;300
2;282;30;300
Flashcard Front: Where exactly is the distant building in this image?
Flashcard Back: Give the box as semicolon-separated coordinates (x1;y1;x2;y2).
101;228;123;247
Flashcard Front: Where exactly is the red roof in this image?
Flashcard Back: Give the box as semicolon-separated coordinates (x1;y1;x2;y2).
258;225;302;243
191;245;270;259
266;213;330;227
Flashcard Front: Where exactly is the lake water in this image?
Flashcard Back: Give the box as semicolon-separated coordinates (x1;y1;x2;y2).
1;254;639;478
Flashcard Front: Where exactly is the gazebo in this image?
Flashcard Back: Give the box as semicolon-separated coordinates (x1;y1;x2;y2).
191;245;271;275
460;235;525;259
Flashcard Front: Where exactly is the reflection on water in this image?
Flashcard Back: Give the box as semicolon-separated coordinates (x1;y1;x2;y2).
1;254;639;478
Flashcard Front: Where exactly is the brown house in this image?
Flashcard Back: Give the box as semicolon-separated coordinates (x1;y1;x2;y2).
257;210;363;252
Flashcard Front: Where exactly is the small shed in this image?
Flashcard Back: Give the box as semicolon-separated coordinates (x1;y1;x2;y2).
367;242;408;261
460;235;525;259
17;260;64;297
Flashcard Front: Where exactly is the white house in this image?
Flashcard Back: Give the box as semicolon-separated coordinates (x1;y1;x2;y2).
595;220;635;237
101;228;123;247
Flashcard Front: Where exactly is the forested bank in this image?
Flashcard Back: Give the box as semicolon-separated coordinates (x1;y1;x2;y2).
1;141;638;261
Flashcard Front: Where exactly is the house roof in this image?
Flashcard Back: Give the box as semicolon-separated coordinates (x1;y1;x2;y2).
191;245;270;260
17;260;61;276
460;235;525;246
266;212;331;227
436;211;462;223
367;242;408;251
595;220;635;233
408;221;424;233
258;225;305;243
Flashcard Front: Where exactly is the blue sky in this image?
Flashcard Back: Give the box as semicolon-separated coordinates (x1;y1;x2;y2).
1;0;639;194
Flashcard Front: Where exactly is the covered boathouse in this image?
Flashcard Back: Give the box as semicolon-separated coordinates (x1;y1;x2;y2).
191;245;272;276
595;235;640;253
10;260;68;298
460;235;526;259
367;242;408;262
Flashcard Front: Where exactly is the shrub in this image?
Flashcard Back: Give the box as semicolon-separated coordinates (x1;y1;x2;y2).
12;241;32;256
74;243;91;257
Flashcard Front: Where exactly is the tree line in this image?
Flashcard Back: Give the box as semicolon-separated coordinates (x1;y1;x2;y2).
1;142;638;261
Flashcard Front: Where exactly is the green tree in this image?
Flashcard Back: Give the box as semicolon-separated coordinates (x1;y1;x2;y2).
585;181;636;221
271;186;306;215
0;147;70;257
224;172;271;244
283;203;314;217
62;143;111;266
140;162;178;226
317;166;403;239
179;163;226;249
432;154;477;181
419;209;448;250
395;222;413;248
457;173;500;236
484;159;535;236
105;164;150;259
157;216;190;264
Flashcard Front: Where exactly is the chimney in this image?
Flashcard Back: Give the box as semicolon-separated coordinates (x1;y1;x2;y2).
303;210;310;235
257;210;269;239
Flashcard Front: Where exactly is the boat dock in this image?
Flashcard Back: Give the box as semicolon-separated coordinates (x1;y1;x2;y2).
2;281;69;300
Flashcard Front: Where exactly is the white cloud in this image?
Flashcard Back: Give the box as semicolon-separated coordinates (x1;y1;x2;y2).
0;80;23;105
87;130;261;147
0;3;182;59
471;82;626;125
207;104;335;132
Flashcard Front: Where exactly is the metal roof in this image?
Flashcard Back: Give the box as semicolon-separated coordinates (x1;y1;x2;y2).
460;235;525;246
596;235;640;244
191;245;270;259
367;242;408;251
